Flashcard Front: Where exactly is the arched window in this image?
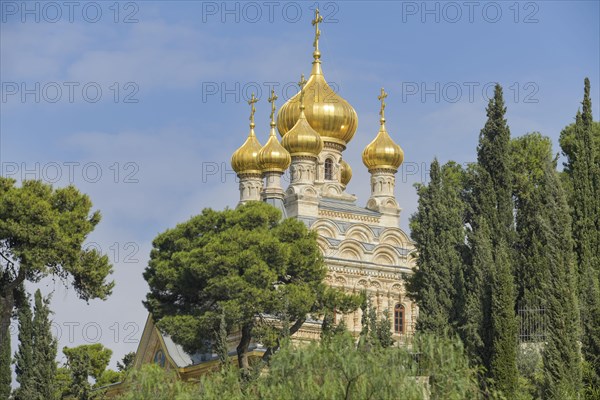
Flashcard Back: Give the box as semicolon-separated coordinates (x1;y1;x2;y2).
394;304;405;333
324;158;333;180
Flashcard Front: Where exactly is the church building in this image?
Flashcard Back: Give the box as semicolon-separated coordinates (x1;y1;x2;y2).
110;9;417;391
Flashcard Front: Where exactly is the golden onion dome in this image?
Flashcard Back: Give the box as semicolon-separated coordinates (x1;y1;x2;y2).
231;94;263;175
362;88;404;172
282;75;324;157
276;9;358;147
340;159;352;186
258;92;291;173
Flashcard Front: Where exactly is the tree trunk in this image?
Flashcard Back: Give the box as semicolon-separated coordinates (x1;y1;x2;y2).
236;323;252;373
262;317;306;363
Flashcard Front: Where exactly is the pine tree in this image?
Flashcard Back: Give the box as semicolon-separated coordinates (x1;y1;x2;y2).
568;78;600;383
465;84;518;396
30;289;57;399
408;159;467;337
116;352;136;373
13;288;34;400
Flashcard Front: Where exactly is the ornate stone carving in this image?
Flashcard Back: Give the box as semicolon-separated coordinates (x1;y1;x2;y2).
335;276;347;285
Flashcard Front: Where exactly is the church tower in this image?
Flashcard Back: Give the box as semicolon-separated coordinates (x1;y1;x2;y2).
280;74;323;218
362;88;404;227
276;9;358;201
231;94;263;205
257;90;291;215
230;10;417;340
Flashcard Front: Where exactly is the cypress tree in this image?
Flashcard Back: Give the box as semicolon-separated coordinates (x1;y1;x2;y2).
511;132;582;397
13;289;34;400
458;202;491;368
511;134;553;318
408;159;467;336
466;84;518;396
31;289;57;399
569;78;600;382
540;157;582;399
0;321;10;400
216;310;229;368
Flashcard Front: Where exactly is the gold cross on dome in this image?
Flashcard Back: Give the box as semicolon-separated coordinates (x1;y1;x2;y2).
248;93;258;126
378;88;388;120
268;89;278;125
312;9;323;52
298;74;308;108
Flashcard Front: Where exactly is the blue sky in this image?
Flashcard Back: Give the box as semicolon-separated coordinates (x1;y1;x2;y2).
1;0;599;369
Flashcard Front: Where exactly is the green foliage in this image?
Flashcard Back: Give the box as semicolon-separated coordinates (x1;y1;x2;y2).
0;320;10;400
561;78;600;385
560;78;600;387
12;289;60;400
414;334;482;399
117;352;136;372
462;85;518;396
95;369;124;388
583;360;600;399
517;345;544;400
511;133;583;398
258;333;423;400
459;203;492;367
0;178;114;362
61;343;114;399
117;365;196;400
144;202;356;370
54;367;73;399
118;333;482;400
13;287;34;400
540;163;582;398
14;290;123;400
511;133;554;310
405;79;600;397
409;80;599;397
215;309;229;367
559;120;600;178
408;159;467;337
30;290;58;399
357;294;394;349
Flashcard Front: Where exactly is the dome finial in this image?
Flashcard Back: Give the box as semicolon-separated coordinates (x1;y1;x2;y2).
268;89;278;128
378;87;387;125
311;9;323;63
362;89;404;172
248;92;258;129
276;15;358;146
231;95;263;175
298;74;308;111
258;89;291;174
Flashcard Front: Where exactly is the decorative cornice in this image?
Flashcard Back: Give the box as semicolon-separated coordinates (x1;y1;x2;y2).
322;141;346;152
237;172;263;179
369;168;398;174
318;209;380;223
325;260;412;280
291;154;319;161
